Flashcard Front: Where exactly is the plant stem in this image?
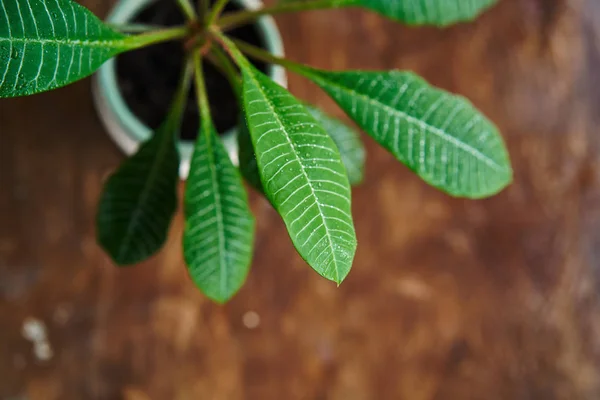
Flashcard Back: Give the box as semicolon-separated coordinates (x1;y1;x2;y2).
211;29;306;77
198;0;209;23
209;28;245;64
108;23;165;33
176;0;198;21
209;45;241;96
218;0;337;30
231;38;304;72
205;52;237;95
193;52;212;124
206;0;231;26
166;58;194;132
123;25;190;50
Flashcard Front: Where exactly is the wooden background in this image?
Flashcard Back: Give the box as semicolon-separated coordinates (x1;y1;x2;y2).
2;0;600;398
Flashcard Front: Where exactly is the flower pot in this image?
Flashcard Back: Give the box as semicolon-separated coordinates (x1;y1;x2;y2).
92;0;286;179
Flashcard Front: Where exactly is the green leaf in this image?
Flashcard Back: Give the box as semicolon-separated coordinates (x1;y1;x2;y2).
0;0;129;97
347;0;497;26
97;60;191;266
273;0;496;26
240;63;357;284
183;120;255;303
96;121;180;265
238;106;365;192
306;105;365;185
299;68;512;198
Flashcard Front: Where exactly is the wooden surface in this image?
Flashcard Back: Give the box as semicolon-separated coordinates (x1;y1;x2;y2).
2;0;600;398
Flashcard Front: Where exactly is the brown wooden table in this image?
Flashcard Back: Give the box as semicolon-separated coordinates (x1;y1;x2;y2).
2;0;600;398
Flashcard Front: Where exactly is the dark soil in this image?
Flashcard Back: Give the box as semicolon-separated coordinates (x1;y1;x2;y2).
116;0;268;141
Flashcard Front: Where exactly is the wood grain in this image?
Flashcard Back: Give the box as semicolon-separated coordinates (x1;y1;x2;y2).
2;0;600;398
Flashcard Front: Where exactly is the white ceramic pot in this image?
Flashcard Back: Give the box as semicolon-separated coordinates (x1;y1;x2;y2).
93;0;286;179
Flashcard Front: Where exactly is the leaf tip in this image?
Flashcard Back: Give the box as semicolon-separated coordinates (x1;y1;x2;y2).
333;274;347;287
206;294;231;305
483;157;514;198
202;283;245;304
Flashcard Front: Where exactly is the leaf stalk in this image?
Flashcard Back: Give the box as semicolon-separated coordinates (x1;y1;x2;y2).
206;0;232;26
231;38;304;72
107;23;165;33
176;0;198;21
193;52;213;125
123;25;191;50
165;58;195;131
209;45;242;97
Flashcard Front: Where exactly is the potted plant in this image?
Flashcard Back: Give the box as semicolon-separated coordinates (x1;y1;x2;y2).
0;0;512;303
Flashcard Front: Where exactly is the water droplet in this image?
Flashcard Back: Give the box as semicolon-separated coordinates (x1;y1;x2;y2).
10;49;19;59
18;73;24;80
51;12;58;18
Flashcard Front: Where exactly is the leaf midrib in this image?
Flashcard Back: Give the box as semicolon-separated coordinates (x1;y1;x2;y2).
309;71;505;172
204;130;228;297
116;130;174;261
0;36;126;48
245;69;342;282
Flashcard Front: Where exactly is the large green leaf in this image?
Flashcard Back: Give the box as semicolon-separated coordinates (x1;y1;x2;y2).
274;0;496;26
183;119;255;303
347;0;496;26
96;120;180;265
239;102;366;191
0;0;129;97
299;68;512;198
241;64;356;284
96;62;190;265
238;105;365;192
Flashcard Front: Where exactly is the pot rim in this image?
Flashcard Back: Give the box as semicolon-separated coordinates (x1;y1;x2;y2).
92;0;287;179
